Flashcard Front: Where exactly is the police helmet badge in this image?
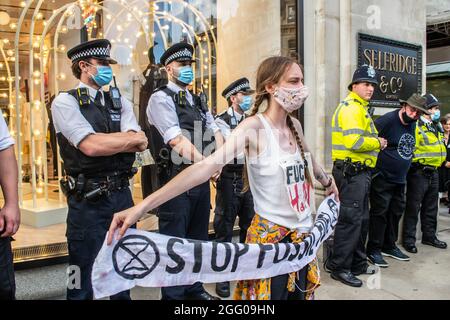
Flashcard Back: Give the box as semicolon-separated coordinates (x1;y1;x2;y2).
367;65;376;78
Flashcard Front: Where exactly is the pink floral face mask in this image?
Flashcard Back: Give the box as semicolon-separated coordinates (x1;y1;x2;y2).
273;86;309;113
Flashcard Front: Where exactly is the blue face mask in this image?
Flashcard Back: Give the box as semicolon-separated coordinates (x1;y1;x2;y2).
432;110;441;122
239;95;253;112
176;66;194;85
89;64;113;86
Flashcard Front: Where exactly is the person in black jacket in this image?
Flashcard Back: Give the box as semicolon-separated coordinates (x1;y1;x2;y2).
138;44;168;198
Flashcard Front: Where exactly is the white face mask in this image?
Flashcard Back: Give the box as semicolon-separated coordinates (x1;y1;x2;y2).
273;85;309;113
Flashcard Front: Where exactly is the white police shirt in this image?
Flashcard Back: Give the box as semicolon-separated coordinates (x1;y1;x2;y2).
215;107;243;140
215;107;245;161
147;81;219;145
0;116;14;151
51;82;140;148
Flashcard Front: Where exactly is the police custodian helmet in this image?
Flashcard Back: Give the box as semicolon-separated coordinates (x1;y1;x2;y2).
348;65;378;91
423;93;441;110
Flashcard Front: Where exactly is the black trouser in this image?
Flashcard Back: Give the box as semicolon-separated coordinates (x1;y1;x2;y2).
270;236;307;300
141;164;158;199
158;181;211;300
403;168;439;245
0;237;15;300
66;188;134;300
367;173;406;254
213;174;255;244
328;164;371;274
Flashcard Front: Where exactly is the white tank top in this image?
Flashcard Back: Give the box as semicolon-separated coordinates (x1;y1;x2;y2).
246;114;313;232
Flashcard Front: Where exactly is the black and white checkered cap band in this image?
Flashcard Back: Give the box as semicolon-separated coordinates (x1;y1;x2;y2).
225;82;251;99
165;48;193;65
70;46;110;62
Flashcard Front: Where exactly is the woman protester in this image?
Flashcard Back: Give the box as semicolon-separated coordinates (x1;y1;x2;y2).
107;56;339;300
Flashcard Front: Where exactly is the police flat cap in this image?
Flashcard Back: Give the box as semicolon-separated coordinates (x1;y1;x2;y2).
222;78;255;99
348;65;378;90
67;39;117;64
160;42;195;66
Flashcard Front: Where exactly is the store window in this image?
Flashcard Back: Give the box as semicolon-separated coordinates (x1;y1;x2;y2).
1;0;301;264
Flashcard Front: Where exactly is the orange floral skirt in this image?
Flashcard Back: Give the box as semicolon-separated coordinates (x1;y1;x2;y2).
233;213;320;300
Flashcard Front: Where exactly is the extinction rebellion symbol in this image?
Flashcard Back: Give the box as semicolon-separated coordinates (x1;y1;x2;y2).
112;235;160;280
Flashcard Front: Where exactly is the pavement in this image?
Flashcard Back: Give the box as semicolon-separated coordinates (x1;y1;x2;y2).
15;207;450;300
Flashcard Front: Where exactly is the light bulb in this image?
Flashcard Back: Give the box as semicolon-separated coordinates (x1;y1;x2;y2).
9;22;16;30
58;44;66;52
33;71;41;78
33;100;41;110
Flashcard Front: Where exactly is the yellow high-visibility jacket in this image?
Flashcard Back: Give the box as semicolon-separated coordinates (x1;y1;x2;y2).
331;92;380;168
413;119;446;168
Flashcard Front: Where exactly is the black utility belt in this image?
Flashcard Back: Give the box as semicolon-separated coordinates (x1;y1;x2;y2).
411;163;438;173
60;172;131;201
334;159;371;177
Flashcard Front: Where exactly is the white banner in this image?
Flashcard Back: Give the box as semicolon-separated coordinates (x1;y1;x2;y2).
92;196;339;299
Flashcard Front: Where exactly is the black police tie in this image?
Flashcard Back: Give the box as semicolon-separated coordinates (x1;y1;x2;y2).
94;91;102;106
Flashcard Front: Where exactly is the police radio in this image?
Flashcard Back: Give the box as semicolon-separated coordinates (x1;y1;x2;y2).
110;76;123;111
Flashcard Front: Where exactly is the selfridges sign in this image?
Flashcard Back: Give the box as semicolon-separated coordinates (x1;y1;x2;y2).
358;33;423;107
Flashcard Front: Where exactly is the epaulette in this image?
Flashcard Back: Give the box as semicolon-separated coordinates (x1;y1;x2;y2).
153;85;167;94
215;110;227;119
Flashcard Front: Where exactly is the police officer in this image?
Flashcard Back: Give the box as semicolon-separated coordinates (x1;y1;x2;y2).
213;78;256;298
326;65;386;287
147;42;223;300
52;39;147;300
402;94;448;253
0;114;19;300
